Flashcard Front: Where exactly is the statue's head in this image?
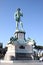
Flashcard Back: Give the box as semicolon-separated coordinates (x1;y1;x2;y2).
17;8;21;11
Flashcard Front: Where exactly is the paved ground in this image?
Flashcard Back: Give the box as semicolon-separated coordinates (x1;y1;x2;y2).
0;60;43;65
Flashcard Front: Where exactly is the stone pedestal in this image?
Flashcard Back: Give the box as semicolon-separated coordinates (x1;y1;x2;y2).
4;30;34;60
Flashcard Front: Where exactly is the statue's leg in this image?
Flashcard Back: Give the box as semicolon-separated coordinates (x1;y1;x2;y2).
16;21;18;30
20;21;23;29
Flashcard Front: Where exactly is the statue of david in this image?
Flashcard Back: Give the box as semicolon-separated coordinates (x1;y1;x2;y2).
14;8;23;30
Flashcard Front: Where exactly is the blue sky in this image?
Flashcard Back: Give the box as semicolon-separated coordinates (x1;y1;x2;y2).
0;0;43;47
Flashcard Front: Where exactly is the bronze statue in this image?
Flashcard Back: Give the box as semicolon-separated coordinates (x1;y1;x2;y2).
14;8;23;30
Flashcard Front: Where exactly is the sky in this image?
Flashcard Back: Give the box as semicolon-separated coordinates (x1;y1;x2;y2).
0;0;43;47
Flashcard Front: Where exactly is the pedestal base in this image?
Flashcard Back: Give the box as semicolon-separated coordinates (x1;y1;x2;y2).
15;53;33;60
